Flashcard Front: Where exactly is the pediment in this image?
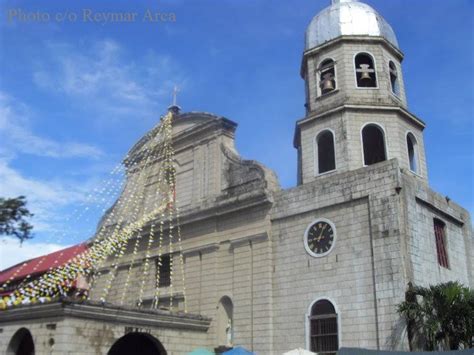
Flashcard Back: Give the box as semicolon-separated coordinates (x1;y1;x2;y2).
126;111;237;162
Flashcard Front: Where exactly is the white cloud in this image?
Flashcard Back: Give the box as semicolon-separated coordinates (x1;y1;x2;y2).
33;39;187;123
0;156;99;235
0;38;182;253
0;236;69;270
0;91;119;242
0;92;104;159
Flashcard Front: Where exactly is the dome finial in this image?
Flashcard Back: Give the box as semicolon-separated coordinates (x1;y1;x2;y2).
332;0;358;4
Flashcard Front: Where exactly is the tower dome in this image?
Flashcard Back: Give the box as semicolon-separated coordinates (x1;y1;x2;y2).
305;0;399;51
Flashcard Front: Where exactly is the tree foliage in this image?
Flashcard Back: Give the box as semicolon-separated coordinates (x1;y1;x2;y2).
0;196;34;243
398;281;474;350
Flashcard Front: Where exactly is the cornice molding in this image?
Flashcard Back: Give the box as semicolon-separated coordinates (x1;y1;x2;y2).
294;104;425;147
182;243;220;256
415;197;465;227
229;232;268;249
0;300;211;332
301;35;404;77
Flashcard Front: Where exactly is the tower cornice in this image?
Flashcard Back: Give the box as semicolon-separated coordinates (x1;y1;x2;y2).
300;35;404;79
293;104;425;148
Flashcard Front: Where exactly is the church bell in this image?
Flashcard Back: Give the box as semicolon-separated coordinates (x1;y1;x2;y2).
320;73;335;93
359;64;372;82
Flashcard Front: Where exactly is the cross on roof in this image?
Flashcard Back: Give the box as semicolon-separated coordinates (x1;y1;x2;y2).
172;85;179;106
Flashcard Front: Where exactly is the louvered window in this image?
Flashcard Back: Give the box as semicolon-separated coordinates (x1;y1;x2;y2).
434;219;449;268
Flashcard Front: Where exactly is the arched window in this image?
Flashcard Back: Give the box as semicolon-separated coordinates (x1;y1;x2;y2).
406;132;419;173
316;130;336;174
362;124;386;166
309;299;339;354
389;61;400;96
7;328;35;355
216;296;234;346
355;53;377;88
318;59;336;95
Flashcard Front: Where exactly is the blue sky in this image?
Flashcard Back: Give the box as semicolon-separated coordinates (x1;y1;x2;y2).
0;0;473;268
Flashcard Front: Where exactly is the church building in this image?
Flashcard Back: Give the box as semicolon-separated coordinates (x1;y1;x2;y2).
0;0;472;354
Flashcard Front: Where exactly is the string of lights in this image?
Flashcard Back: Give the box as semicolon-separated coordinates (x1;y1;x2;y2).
0;110;186;312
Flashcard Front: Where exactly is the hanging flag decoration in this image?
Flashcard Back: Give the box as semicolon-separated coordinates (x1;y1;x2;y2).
0;111;187;312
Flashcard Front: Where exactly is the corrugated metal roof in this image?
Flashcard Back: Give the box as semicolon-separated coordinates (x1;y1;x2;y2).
0;243;88;284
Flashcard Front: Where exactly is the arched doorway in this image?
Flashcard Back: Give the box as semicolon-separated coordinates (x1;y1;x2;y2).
108;332;167;355
7;328;35;355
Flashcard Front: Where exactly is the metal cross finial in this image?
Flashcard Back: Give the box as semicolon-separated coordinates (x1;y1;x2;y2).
332;0;357;4
172;85;179;106
167;85;181;114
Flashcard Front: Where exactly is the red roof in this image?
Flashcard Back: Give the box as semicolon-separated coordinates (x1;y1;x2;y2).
0;243;88;285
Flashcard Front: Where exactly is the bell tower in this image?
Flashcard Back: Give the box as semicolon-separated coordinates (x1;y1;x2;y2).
295;0;428;185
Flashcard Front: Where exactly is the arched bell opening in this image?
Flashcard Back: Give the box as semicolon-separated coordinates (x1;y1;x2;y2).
355;52;377;88
216;296;234;347
7;328;35;355
315;129;336;174
406;132;419;174
361;123;387;166
108;332;167;355
389;61;400;96
318;58;337;95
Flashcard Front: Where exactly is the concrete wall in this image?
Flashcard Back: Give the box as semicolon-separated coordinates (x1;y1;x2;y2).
0;318;208;355
402;172;473;288
271;160;410;352
87;112;278;353
270;158;473;353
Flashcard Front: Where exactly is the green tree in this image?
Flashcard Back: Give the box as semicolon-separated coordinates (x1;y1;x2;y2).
0;196;34;243
398;281;474;350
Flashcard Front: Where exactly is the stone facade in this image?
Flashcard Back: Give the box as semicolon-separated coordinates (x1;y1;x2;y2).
0;301;210;354
1;0;472;354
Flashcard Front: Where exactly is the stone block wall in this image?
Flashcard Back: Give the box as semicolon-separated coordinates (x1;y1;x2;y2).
298;108;427;186
401;171;473;288
303;39;407;114
271;159;410;352
89;200;275;353
0;314;209;355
